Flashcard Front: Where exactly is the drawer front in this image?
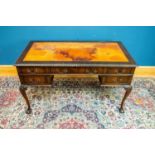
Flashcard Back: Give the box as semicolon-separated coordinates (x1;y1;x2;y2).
106;67;134;74
99;75;133;85
20;75;53;85
18;67;50;74
50;67;107;74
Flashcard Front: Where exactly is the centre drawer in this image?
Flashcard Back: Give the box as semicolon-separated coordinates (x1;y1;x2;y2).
49;67;107;74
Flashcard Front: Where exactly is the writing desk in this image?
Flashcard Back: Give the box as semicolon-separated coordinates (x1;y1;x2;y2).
15;41;136;114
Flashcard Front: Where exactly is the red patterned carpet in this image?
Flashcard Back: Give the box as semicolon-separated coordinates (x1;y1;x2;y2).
0;77;155;129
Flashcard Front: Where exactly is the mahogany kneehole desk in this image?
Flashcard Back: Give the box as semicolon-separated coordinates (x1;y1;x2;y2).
15;41;136;114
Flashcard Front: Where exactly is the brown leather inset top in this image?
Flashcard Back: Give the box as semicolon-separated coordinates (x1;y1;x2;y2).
23;42;129;62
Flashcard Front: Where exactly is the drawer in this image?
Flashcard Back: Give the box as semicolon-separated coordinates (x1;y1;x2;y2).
106;67;134;74
99;75;133;85
18;67;50;74
50;67;107;74
20;75;53;85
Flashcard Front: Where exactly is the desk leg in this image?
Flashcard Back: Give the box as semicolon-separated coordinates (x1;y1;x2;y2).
19;85;32;114
119;86;132;113
98;75;103;85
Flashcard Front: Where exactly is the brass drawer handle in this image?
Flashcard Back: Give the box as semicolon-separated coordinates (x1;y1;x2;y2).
93;69;97;73
36;78;41;83
34;68;39;73
111;78;117;82
107;68;118;74
85;68;90;73
107;77;117;82
63;69;68;73
119;68;127;73
27;68;34;73
28;78;33;82
114;69;118;73
119;77;124;82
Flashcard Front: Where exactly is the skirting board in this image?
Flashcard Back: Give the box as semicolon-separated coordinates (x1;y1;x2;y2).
0;65;155;77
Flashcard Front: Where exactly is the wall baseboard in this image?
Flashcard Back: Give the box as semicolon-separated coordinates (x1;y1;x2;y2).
0;65;155;77
134;66;155;77
0;65;17;76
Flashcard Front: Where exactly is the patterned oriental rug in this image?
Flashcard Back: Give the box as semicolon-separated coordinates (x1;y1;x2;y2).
0;77;155;129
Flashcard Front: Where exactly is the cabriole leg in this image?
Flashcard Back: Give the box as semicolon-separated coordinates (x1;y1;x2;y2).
119;86;132;113
19;85;32;114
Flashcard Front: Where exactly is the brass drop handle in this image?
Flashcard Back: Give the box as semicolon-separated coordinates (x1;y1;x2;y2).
63;69;68;73
114;69;118;73
36;78;41;82
27;68;34;73
29;78;33;82
34;68;39;73
111;77;117;82
119;77;124;82
121;69;127;73
85;68;90;73
93;69;97;73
